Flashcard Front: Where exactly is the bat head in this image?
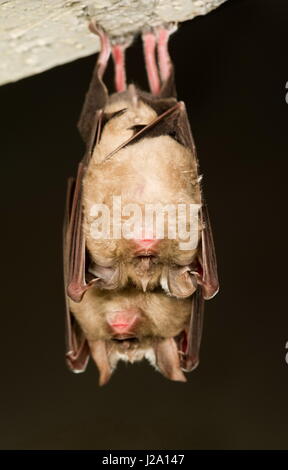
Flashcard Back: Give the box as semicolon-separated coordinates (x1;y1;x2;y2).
69;287;191;385
87;241;200;297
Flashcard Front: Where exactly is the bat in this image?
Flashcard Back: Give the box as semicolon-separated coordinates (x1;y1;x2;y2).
69;286;193;385
63;21;219;383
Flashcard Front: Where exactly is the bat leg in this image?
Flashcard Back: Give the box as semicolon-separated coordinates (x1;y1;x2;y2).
112;43;128;92
142;31;161;95
156;25;177;83
78;23;110;142
89;21;111;79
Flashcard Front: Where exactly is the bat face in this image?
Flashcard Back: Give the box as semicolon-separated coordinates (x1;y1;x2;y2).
69;286;191;342
69;287;191;384
82;95;202;294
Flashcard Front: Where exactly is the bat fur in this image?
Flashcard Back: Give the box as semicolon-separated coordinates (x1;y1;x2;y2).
82;86;202;294
63;23;219;383
69;286;190;384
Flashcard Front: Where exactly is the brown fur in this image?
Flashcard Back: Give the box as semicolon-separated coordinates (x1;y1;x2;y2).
69;286;190;384
69;286;191;342
82;94;202;292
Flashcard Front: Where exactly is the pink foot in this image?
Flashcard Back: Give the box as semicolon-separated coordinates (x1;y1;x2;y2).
156;26;176;83
112;44;127;92
142;32;161;95
89;21;111;79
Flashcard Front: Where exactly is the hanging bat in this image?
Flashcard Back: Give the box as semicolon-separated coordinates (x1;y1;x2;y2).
68;286;195;385
63;21;219;381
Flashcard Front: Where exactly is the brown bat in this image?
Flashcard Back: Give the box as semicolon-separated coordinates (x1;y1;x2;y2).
63;22;219;380
69;286;193;385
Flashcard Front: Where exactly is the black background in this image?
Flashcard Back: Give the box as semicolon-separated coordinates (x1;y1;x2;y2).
0;0;287;449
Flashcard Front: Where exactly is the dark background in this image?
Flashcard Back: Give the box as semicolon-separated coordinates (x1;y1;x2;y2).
0;0;287;450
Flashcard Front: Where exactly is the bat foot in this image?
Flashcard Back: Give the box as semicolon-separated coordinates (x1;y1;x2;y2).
111;44;127;92
142;24;177;95
88;20;111;80
142;31;160;95
155;24;177;83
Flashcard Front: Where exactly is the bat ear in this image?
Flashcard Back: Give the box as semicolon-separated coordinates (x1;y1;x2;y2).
197;202;219;300
161;265;197;298
88;340;113;386
154;338;187;382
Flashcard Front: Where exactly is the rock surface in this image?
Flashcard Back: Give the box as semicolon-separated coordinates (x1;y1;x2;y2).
0;0;227;86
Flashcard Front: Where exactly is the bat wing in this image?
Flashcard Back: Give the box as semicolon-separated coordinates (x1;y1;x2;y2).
63;177;90;372
63;41;110;371
101;100;193;162
199;201;219;299
66;39;109;298
63;107;109;372
171;103;219;298
178;288;205;372
177;203;219;372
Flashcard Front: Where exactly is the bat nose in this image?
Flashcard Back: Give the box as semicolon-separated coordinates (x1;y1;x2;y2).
133;238;160;254
107;309;139;334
